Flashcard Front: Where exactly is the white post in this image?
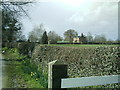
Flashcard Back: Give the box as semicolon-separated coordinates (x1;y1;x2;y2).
48;60;57;88
48;60;67;89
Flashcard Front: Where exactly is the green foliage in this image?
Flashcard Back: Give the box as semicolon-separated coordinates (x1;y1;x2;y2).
2;47;27;59
18;42;35;55
1;2;31;42
42;31;48;44
21;58;48;88
3;47;48;88
64;29;78;43
2;47;8;51
14;64;44;88
21;59;37;74
2;10;22;42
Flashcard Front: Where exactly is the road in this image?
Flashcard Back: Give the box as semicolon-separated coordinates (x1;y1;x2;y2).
0;54;3;89
0;53;7;89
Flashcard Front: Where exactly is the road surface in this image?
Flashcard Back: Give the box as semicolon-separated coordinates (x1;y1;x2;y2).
0;54;3;89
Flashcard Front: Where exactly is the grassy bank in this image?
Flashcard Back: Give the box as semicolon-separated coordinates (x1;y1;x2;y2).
2;47;47;88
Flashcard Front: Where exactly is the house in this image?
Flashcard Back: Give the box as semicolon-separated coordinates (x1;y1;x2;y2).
57;41;70;44
73;36;80;43
73;33;87;43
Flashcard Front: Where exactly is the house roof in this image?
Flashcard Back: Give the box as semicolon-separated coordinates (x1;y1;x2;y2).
74;36;80;38
74;33;86;38
57;41;70;43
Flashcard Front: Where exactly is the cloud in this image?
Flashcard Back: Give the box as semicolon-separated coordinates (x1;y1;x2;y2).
67;2;118;40
68;2;118;26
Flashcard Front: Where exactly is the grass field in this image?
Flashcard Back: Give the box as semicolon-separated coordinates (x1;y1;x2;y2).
46;44;119;47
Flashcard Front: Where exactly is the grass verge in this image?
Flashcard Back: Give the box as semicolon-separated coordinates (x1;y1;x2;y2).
2;47;47;88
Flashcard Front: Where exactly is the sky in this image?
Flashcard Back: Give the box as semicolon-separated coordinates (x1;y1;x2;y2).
20;0;118;40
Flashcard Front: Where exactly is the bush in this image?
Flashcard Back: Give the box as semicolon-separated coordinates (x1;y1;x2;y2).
2;47;8;51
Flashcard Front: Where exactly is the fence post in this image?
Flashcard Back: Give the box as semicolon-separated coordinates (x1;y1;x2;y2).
48;60;67;90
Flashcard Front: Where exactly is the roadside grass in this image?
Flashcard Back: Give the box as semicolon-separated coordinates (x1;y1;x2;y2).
2;47;46;88
15;65;44;88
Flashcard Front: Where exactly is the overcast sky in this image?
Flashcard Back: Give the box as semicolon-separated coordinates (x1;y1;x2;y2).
20;0;118;40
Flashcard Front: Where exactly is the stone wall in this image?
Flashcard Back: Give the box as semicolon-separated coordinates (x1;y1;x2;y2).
32;45;120;88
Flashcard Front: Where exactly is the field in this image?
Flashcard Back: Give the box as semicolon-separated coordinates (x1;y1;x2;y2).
47;44;119;47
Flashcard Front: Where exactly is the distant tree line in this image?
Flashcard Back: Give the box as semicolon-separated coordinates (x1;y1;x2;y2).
86;32;119;44
27;24;62;44
27;28;119;44
63;29;119;44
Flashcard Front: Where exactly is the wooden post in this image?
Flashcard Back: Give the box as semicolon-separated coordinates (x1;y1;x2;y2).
48;60;67;90
48;60;57;89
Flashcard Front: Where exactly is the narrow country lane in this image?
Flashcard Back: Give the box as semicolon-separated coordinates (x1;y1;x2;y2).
0;53;7;89
0;54;2;89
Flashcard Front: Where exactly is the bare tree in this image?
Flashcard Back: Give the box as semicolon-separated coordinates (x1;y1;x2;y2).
93;34;107;43
48;31;62;44
86;32;93;43
1;1;32;18
42;31;48;44
28;24;45;43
